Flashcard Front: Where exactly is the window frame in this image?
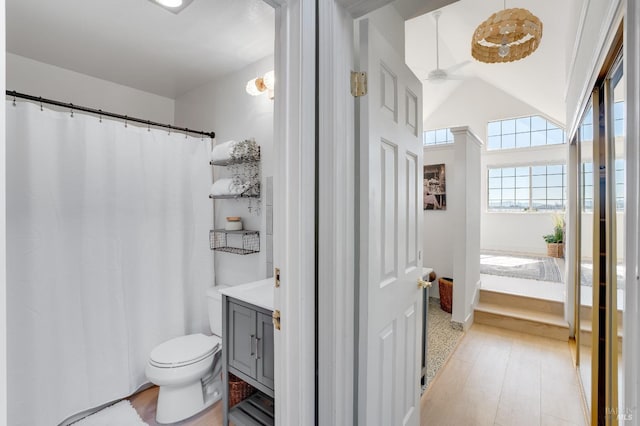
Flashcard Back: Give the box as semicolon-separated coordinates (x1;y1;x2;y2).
487;115;567;151
423;127;454;146
487;163;567;212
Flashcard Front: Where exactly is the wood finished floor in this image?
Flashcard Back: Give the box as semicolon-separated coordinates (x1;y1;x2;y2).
129;386;223;426
129;324;586;426
421;324;587;426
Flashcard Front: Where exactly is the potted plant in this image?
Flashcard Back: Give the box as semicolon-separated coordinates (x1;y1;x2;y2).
543;215;565;258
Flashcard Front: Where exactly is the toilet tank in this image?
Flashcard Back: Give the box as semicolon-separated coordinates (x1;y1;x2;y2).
206;286;228;337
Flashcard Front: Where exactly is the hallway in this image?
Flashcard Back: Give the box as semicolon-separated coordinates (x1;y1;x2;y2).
421;324;586;426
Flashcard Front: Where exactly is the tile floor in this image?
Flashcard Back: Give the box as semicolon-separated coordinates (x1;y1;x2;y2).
421;324;587;426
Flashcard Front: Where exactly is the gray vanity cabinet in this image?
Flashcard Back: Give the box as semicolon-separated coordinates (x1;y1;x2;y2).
228;303;257;378
256;312;275;389
222;296;275;426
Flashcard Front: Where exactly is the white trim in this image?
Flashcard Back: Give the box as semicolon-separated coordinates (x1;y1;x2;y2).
0;0;7;422
271;0;317;424
624;0;640;422
317;1;356;425
567;0;624;139
565;141;577;337
564;0;591;102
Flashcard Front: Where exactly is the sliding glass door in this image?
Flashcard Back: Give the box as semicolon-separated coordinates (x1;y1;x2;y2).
574;38;624;425
577;100;594;414
607;56;624;421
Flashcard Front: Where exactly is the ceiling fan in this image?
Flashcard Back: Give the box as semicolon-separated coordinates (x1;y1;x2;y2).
423;10;470;83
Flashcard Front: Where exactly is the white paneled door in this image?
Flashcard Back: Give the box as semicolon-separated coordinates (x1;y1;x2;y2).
356;18;424;426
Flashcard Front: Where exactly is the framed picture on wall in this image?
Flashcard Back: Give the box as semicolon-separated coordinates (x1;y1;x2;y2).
424;163;446;210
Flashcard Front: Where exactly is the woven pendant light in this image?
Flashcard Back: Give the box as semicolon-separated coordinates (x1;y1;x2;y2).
471;6;543;63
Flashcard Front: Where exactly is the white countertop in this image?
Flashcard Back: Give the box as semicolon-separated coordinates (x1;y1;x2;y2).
218;278;274;311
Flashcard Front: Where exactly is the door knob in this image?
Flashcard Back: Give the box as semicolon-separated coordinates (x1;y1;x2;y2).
417;278;432;289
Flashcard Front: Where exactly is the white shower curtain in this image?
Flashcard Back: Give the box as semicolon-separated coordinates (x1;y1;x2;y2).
6;101;214;425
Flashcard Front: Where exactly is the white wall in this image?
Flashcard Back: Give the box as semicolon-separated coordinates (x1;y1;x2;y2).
423;145;454;299
6;53;175;124
424;77;569;255
451;127;482;328
1;1;8;423
565;0;622;135
174;55;274;286
425;77;556;144
482;144;568;255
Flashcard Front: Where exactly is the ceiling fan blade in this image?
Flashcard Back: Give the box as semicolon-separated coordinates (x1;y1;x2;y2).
445;60;471;74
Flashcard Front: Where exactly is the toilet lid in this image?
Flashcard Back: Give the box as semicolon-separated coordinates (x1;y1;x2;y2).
150;334;221;368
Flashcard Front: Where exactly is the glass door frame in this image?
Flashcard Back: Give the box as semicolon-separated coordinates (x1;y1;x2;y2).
573;24;624;426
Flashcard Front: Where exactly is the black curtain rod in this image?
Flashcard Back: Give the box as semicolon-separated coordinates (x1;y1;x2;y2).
6;90;216;139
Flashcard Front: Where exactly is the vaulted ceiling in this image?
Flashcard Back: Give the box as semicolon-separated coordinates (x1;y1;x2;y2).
7;0;578;124
406;0;581;125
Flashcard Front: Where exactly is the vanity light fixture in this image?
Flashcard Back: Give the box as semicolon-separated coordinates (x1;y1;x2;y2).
246;70;275;99
148;0;194;14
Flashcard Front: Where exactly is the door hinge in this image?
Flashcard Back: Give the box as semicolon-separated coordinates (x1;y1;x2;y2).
274;267;280;288
351;71;367;97
272;310;281;330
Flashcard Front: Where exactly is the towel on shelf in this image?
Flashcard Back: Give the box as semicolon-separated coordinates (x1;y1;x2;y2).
210;140;238;163
210;178;249;196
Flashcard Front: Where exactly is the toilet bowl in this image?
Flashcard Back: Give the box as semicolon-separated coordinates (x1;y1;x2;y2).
145;286;227;424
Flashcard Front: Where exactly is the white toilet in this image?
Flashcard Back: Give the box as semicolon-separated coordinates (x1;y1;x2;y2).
145;286;226;424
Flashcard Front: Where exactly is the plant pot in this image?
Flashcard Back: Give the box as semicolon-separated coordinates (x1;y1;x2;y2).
438;277;453;313
547;242;564;258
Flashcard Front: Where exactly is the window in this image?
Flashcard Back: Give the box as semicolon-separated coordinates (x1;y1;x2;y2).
487;115;566;150
423;128;453;146
582;162;593;212
488;164;566;211
581;102;624;212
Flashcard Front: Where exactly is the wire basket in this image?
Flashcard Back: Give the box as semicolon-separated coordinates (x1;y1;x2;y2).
210;230;260;255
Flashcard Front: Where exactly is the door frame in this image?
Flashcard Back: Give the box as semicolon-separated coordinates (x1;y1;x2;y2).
316;1;424;425
268;0;317;424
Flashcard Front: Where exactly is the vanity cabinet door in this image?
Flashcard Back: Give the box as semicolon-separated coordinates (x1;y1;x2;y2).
256;312;275;390
228;302;257;378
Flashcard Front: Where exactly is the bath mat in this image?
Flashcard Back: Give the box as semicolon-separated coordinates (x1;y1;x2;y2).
422;297;464;393
480;252;562;282
73;400;147;426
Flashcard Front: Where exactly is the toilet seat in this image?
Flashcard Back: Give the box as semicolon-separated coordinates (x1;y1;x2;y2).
149;333;221;368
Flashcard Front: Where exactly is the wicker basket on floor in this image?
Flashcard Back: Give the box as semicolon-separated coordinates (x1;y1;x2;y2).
438;277;453;314
546;243;564;258
228;373;257;407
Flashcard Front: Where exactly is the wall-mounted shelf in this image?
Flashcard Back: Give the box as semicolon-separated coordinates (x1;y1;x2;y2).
209;190;261;200
210;229;260;255
210;156;260;167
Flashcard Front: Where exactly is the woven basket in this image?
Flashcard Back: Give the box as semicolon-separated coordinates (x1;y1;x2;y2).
547;243;564;258
438;277;453;314
228;373;257;407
